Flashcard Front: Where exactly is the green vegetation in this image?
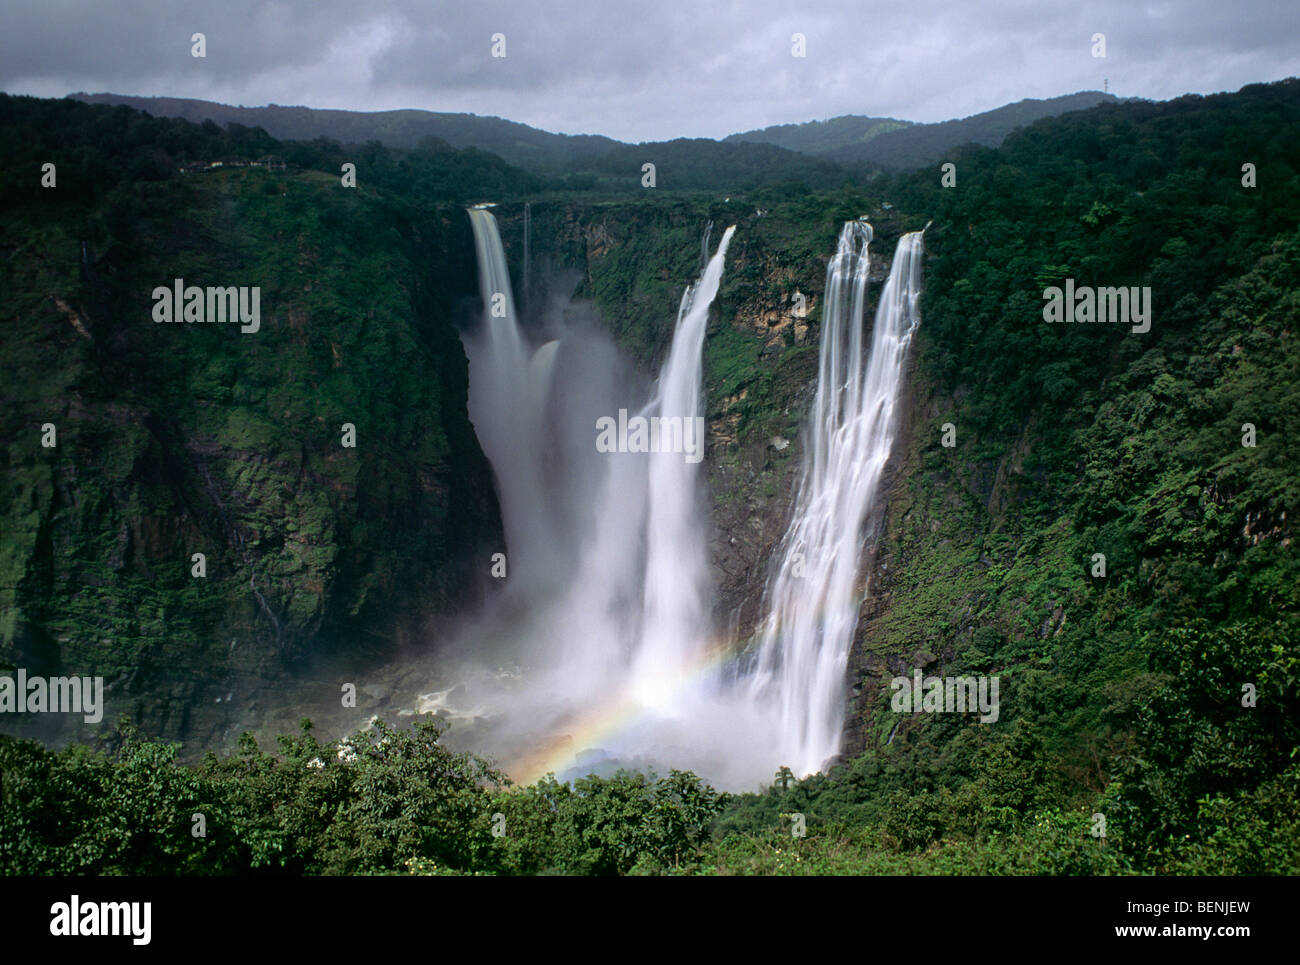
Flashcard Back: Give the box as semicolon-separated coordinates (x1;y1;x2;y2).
0;94;502;738
4;617;1294;876
725;114;913;156
822;91;1121;169
0;718;726;876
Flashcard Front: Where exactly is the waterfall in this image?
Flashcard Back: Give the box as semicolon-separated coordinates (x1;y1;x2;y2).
631;225;735;709
454;206;924;791
456;212;736;758
464;207;557;589
547;224;735;707
748;223;926;776
523;202;531;308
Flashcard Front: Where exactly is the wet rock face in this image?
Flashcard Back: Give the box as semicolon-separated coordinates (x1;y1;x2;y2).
706;410;804;643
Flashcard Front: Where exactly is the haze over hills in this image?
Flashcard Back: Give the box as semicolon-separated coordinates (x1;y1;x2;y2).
72;89;1124;176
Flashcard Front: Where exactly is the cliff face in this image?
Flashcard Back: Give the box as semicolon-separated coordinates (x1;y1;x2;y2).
1;167;502;747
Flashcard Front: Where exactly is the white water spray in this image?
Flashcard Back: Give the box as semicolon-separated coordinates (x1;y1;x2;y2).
451;208;923;791
747;223;926;777
451;209;737;770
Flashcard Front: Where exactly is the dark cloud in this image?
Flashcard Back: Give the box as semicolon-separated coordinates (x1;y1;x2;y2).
2;0;1297;140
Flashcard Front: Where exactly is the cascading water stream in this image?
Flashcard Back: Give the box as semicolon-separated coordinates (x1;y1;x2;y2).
748;223;926;777
631;225;735;709
457;210;736;760
464;207;558;590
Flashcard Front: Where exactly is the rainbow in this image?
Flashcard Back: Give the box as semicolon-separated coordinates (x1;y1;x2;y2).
499;584;874;787
501;630;748;786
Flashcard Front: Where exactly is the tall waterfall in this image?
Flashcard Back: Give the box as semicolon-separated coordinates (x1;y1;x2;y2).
455;207;737;773
632;225;735;708
550;224;735;708
464;207;557;589
748;223;926;777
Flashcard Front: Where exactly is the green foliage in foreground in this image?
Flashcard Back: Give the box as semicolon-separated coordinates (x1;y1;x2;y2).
0;718;726;876
3;615;1294;876
710;617;1298;876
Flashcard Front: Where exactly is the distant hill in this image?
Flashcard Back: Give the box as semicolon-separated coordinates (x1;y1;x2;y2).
69;92;854;190
821;91;1122;168
70;93;623;174
69;89;1124;184
583;137;852;191
724;92;1122;170
724;114;913;155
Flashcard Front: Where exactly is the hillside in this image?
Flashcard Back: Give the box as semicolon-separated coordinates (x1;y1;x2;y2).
70;93;622;174
69;92;854;190
725;114;913;155
0;94;503;746
816;91;1121;168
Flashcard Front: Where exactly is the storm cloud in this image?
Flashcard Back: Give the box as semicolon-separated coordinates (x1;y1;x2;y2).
2;0;1297;140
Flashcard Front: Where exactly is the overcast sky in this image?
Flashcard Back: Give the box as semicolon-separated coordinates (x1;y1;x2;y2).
2;0;1297;142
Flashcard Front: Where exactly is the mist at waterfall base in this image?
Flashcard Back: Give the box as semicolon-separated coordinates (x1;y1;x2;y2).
435;210;923;791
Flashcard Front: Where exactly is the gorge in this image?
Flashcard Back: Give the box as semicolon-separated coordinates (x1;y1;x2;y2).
3;81;1297;874
438;207;925;789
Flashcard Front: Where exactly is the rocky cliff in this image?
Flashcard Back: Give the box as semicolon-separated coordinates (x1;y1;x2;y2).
1;157;502;748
